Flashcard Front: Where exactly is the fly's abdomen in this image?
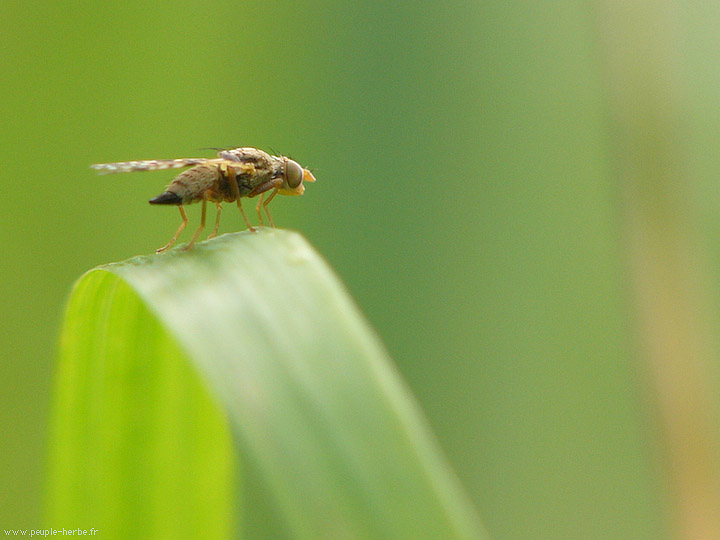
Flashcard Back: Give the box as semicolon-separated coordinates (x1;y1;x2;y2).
149;163;222;205
149;191;183;205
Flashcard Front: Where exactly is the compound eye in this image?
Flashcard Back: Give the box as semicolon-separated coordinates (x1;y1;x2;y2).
285;159;303;189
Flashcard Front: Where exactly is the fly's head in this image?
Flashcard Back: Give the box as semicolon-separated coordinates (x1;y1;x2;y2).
276;157;316;195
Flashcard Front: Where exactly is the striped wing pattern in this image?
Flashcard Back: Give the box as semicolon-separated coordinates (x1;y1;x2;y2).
91;158;210;175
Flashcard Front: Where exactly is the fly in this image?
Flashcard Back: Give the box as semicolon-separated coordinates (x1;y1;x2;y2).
92;147;316;252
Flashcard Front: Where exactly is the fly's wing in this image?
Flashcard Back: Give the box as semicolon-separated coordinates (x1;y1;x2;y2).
217;148;242;162
91;158;210;175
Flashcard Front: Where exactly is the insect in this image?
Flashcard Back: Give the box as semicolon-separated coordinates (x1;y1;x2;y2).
92;147;316;253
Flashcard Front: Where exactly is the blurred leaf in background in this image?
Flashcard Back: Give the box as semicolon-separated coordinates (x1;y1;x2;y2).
2;0;720;538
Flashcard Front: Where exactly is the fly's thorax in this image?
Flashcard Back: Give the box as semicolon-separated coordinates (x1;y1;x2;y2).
220;147;275;175
216;162;273;199
168;163;222;203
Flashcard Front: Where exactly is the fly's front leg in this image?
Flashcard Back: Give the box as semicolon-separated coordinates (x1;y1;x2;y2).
249;179;283;228
157;206;189;253
263;188;279;228
227;166;255;232
183;198;207;251
208;202;222;239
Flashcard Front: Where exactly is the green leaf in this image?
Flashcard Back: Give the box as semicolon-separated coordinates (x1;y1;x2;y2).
48;229;486;540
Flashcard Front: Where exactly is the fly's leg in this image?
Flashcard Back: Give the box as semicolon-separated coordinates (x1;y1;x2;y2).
248;180;283;228
226;165;255;232
208;202;222;239
237;200;254;232
156;206;188;253
256;193;265;226
183;198;207;251
263;188;279;228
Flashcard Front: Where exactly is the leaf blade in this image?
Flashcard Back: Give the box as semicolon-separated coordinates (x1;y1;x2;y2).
49;270;236;539
50;229;486;540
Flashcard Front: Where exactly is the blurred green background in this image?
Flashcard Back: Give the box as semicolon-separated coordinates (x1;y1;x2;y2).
3;1;720;538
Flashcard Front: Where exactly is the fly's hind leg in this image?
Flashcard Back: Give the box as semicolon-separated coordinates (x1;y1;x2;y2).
183;198;207;251
156;206;188;253
208;202;222;239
